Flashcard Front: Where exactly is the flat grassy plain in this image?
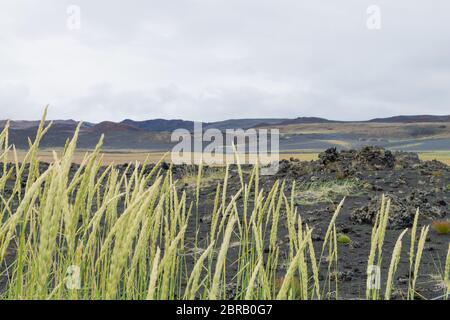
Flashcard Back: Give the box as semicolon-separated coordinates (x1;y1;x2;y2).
265;121;450;139
10;150;450;165
418;151;450;165
11;150;319;165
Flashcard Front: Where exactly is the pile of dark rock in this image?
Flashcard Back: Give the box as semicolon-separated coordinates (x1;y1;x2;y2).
276;146;449;228
351;193;448;229
277;146;448;179
319;146;396;171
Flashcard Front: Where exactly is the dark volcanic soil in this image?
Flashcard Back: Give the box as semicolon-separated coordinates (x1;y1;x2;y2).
188;146;449;299
272;147;449;299
1;146;449;299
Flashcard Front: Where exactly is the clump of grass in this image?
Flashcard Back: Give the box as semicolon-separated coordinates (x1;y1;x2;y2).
385;229;408;300
276;229;312;300
445;244;450;299
408;221;430;300
274;276;302;298
336;234;351;245
296;179;362;205
209;214;237;300
431;220;450;235
180;167;225;187
431;171;443;178
366;195;390;300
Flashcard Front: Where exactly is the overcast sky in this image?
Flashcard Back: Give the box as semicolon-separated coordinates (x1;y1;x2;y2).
0;0;449;122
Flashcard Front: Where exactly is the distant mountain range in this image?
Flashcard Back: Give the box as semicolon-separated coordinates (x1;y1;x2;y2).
1;115;449;151
367;115;450;123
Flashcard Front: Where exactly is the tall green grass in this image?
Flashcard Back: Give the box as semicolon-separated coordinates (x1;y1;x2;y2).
0;110;448;300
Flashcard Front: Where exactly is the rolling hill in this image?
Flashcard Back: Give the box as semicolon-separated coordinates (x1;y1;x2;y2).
1;115;449;151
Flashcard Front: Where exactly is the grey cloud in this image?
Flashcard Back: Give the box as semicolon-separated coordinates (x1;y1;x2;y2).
0;0;449;122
